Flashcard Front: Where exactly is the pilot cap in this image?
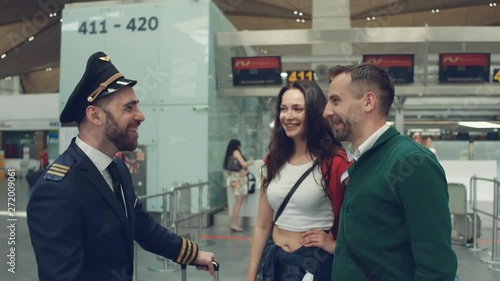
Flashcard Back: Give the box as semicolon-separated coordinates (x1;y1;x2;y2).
60;51;137;124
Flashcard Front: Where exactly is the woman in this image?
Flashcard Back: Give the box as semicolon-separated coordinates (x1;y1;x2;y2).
246;80;351;281
223;139;255;231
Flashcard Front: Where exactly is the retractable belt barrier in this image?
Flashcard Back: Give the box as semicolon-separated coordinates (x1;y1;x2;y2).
469;176;500;272
133;180;213;281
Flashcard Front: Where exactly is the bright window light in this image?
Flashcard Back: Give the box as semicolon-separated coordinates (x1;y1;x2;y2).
458;122;500;129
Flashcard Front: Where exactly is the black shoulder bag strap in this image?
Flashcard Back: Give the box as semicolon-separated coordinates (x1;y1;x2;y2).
273;161;317;224
340;221;380;281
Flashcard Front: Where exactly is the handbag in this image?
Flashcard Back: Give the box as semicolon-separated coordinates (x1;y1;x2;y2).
226;157;242;172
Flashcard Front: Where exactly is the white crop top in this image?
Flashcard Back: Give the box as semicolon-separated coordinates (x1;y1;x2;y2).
266;161;333;232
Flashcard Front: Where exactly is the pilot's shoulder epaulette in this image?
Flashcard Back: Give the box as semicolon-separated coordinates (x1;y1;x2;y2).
44;155;74;182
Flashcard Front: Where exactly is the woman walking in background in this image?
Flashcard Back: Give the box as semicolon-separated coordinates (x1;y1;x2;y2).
223;139;255;231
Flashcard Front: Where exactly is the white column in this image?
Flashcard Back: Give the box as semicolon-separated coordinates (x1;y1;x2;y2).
312;0;351;55
393;96;406;133
312;0;351;87
0;76;20;95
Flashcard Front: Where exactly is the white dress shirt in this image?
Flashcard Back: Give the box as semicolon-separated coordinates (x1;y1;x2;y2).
75;137;114;190
75;137;127;216
341;124;390;180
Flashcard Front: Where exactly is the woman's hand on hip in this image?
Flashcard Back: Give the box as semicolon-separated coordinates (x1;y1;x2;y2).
300;229;336;254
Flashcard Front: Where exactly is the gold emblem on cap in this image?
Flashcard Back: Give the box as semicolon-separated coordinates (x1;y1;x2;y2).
87;73;124;103
99;56;110;62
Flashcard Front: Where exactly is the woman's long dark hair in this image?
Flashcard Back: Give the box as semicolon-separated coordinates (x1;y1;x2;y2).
223;139;241;170
262;80;343;194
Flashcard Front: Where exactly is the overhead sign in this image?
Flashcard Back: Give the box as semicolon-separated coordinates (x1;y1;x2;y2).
287;70;315;83
493;69;500;83
363;54;414;83
232;56;282;86
439;53;490;83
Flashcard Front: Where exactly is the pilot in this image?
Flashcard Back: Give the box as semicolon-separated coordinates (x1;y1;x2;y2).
27;51;217;281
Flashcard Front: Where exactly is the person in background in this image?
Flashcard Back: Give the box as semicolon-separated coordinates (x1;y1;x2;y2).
223;139;255;232
246;80;351;281
27;51;217;281
39;147;49;170
425;136;438;157
324;63;457;281
412;132;422;144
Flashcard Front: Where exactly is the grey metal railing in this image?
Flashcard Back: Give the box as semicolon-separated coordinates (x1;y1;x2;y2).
132;180;213;281
469;176;500;271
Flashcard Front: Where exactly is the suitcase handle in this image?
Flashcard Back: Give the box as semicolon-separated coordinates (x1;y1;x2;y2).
181;261;219;281
181;261;219;271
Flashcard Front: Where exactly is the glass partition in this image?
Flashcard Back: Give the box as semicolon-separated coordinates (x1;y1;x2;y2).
433;141;470;161
473;141;500;179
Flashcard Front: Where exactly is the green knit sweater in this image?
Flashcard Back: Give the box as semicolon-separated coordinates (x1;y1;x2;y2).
332;127;457;281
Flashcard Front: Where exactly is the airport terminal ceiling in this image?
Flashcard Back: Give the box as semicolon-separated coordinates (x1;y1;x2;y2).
1;0;500;132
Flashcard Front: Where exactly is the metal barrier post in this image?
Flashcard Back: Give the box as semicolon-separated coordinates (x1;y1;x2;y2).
148;187;179;273
471;176;479;251
480;178;500;265
488;179;500;271
198;179;203;245
162;187;169;227
161;188;169;271
133;242;138;281
470;176;485;252
186;183;192;238
172;183;179;233
199;180;216;246
466;177;473;246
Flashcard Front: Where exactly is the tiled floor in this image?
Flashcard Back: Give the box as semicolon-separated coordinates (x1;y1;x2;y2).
1;178;500;280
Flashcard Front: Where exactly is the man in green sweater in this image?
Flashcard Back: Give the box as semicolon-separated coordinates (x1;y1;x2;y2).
323;64;457;281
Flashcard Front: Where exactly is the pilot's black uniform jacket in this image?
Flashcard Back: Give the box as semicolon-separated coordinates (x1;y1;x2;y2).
27;139;198;281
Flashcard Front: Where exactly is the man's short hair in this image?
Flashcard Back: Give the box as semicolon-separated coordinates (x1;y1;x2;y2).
329;63;395;117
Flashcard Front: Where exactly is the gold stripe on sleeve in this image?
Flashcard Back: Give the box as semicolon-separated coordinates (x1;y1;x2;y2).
176;238;187;263
181;239;192;264
186;242;198;265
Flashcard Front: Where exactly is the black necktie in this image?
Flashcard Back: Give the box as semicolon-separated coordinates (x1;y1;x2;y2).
108;161;125;211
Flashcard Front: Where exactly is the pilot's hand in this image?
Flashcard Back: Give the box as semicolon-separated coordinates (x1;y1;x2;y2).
193;251;217;276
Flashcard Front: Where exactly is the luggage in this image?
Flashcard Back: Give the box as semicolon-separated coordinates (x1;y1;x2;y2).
181;262;219;281
452;213;481;244
247;172;256;194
